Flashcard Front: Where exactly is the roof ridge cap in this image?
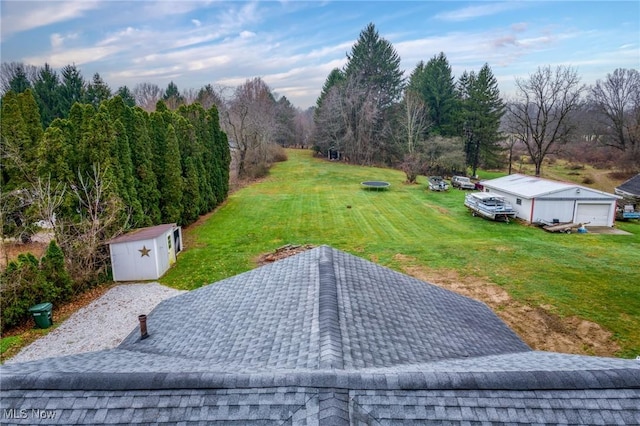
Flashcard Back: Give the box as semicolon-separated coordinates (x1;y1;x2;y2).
318;246;344;369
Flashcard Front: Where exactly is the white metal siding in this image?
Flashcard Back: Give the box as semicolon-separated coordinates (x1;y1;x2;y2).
575;203;613;226
156;231;171;278
484;190;540;222
110;238;159;281
533;199;575;224
513;197;533;221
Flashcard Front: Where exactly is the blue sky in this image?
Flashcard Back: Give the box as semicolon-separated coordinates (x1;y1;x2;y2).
1;1;638;109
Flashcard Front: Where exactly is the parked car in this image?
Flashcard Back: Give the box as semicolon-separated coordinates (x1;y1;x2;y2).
451;176;476;190
428;176;450;191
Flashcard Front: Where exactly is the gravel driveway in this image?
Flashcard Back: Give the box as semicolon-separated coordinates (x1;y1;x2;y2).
5;283;186;364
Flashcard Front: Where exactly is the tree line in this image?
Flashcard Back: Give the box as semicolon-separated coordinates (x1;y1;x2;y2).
1;85;230;287
313;23;640;180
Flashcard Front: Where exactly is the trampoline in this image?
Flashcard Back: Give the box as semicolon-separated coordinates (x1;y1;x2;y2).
361;181;390;190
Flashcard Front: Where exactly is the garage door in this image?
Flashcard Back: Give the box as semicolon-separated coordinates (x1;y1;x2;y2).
575;203;612;226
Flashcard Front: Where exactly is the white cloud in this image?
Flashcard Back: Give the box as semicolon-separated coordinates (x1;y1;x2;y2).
50;33;65;49
1;1;102;36
435;2;526;22
24;45;121;68
192;19;202;27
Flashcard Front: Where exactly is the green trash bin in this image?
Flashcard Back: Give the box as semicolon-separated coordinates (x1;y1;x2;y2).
29;302;53;329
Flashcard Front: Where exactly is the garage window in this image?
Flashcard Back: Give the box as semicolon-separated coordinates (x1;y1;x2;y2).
516;198;522;205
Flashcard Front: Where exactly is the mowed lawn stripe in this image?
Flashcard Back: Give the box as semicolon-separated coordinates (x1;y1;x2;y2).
161;149;640;358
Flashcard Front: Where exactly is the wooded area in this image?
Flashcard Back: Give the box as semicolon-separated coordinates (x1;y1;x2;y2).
313;24;639;182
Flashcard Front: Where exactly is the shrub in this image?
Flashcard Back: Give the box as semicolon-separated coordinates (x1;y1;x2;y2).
0;242;74;333
41;241;73;302
268;144;288;163
582;176;595;185
247;162;270;180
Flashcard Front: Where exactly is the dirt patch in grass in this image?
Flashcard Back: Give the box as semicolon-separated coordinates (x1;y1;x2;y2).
394;254;620;357
433;206;450;215
256;244;316;265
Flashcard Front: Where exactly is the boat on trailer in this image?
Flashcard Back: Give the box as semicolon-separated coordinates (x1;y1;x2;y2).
464;192;517;222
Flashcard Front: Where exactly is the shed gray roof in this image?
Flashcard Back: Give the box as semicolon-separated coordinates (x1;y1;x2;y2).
2;246;639;425
107;223;177;245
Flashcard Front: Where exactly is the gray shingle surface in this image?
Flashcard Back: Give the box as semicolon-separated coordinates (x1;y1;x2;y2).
2;246;639;425
616;173;640;196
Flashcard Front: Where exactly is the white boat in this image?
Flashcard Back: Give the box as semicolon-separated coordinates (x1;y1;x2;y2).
464;192;517;222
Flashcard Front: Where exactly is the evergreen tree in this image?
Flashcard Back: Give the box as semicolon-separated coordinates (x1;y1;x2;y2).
181;156;200;223
7;64;32;93
207;104;230;206
40;240;73;302
344;23;404;109
163;81;184;109
115;86;136;107
37;124;74;184
78;107;115;177
177;103;212;213
33;64;62;127
131;109;161;225
17;89;44;171
315;68;345;110
340;23;404;164
159;124;184;223
70;104;97;175
409;53;458;136
0;91;31;188
85;73;112;109
196;84;223;109
112;118;144;225
59;64;86;117
458;64;505;176
275;96;297;147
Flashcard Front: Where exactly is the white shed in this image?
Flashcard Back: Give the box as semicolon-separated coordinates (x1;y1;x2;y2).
107;223;183;282
479;174;620;227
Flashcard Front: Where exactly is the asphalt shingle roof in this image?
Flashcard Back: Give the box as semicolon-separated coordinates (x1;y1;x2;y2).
2;246;639;424
616;173;640;197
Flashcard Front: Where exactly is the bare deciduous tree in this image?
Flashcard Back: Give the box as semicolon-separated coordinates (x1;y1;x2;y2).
339;74;381;165
223;78;277;178
396;90;430;183
31;176;65;228
507;65;584;176
59;164;128;287
589;68;640;165
133;82;163;111
0;62;38;93
398;90;430;155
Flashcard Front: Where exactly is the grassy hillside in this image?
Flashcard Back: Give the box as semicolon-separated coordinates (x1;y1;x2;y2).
161;149;640;358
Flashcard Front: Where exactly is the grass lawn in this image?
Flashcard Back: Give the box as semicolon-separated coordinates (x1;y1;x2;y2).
161;149;640;358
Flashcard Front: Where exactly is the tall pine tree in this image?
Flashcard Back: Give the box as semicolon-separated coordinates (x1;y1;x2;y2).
341;23;404;164
409;53;458;137
85;73;112;109
33;64;62;128
458;64;505;176
59;64;85;117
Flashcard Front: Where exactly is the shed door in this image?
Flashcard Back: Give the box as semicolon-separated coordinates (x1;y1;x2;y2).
575;203;611;226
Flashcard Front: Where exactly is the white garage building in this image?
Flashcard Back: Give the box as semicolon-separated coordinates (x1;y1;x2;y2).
480;174;620;227
108;223;183;282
